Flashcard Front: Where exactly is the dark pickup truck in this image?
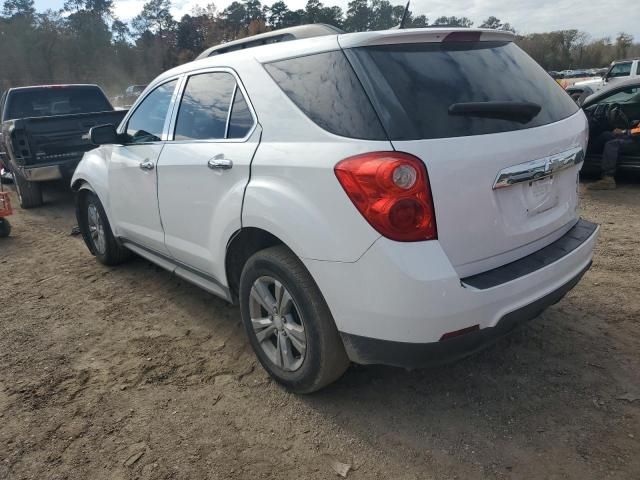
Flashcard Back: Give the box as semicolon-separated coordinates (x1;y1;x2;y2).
0;85;127;208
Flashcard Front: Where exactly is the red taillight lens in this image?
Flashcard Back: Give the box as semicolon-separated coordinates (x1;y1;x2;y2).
334;152;437;242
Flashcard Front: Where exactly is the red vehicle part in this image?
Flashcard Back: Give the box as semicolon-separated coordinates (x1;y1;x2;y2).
0;191;13;217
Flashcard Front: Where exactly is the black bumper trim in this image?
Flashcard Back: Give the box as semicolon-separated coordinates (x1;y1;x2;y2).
462;219;598;289
340;260;591;369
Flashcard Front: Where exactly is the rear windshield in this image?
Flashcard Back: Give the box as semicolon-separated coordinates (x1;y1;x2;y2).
4;87;111;120
347;41;579;140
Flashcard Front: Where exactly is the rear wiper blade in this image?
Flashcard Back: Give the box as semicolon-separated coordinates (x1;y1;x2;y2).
448;101;541;124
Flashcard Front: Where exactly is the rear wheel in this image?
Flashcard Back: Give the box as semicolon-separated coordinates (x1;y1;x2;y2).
239;246;349;393
78;191;131;265
13;171;42;209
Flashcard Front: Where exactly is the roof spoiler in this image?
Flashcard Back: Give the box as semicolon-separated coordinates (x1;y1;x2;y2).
338;28;515;49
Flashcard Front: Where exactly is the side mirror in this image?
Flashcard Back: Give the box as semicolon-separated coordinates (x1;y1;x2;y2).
90;124;119;145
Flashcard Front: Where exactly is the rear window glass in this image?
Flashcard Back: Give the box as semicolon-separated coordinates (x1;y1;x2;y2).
264;51;386;140
228;89;253;138
5;87;111;120
347;42;579;140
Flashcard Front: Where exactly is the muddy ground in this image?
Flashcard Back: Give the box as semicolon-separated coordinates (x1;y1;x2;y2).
0;178;639;480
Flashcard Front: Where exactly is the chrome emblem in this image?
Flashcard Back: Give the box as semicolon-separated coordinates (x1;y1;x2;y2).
493;146;584;190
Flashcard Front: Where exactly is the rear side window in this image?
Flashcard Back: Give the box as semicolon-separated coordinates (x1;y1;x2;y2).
4;86;112;120
347;42;580;140
228;89;253;138
264;51;386;140
175;72;236;141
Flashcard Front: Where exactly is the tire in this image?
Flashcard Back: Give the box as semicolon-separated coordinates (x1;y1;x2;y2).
13;171;42;209
239;246;349;393
0;218;10;238
77;190;131;266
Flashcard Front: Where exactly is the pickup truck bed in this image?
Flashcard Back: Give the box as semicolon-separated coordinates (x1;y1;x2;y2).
3;110;127;181
0;84;127;208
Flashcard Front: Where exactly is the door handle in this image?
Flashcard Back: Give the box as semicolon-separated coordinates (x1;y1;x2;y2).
139;161;155;170
208;158;233;170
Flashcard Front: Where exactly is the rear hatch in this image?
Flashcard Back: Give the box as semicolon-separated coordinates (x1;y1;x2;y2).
342;32;587;277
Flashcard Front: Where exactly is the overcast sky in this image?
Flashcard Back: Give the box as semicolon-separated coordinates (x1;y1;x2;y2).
33;0;640;40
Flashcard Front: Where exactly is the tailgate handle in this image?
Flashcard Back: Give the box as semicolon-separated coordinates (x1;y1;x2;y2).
493;146;583;190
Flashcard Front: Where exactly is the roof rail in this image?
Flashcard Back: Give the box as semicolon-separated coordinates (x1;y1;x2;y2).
196;23;343;59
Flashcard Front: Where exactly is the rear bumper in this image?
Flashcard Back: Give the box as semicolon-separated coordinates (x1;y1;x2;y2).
17;157;82;182
303;219;599;367
340;260;590;368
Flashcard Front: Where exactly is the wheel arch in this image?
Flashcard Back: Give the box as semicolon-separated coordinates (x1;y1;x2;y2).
225;227;292;302
71;178;94;193
72;178;121;250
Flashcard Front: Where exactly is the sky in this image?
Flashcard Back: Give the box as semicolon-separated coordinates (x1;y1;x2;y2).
33;0;640;40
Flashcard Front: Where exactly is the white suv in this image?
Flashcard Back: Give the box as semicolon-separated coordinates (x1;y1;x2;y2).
71;27;599;393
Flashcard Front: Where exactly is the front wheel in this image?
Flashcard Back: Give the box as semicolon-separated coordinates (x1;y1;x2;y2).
77;191;131;265
239;246;349;393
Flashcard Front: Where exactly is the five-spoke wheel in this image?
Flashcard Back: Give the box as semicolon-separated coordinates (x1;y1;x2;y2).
78;191;131;266
86;202;106;255
240;246;349;393
249;276;307;372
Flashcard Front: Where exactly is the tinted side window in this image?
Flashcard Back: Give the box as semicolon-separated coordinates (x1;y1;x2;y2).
174;72;236;140
228;89;253;138
126;80;177;143
608;63;632;78
264;51;386;140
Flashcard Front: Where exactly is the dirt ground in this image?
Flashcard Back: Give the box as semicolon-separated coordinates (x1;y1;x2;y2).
0;178;639;480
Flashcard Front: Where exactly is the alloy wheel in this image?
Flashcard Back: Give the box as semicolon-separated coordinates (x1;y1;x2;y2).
249;276;307;372
87;202;106;255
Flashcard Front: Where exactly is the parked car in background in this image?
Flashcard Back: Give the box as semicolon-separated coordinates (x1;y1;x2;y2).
568;59;640;98
0;84;127;208
72;26;598;393
580;77;640;176
112;84;147;109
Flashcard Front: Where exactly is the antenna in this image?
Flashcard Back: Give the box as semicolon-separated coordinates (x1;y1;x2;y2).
398;1;410;29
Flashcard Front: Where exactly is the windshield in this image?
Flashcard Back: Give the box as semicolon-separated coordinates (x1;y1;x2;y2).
4;86;111;120
347;41;579;140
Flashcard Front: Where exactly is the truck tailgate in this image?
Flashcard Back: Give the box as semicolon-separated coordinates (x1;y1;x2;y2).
5;110;127;166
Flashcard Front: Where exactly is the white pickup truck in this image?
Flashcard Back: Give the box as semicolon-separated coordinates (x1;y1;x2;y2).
567;58;640;99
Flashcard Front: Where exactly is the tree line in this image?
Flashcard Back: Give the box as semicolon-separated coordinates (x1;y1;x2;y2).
1;0;638;97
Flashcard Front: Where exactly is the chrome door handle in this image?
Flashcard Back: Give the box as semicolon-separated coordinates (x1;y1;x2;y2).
208;158;233;170
139;161;155;170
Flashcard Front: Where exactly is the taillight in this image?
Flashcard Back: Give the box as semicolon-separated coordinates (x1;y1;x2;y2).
334;152;437;242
